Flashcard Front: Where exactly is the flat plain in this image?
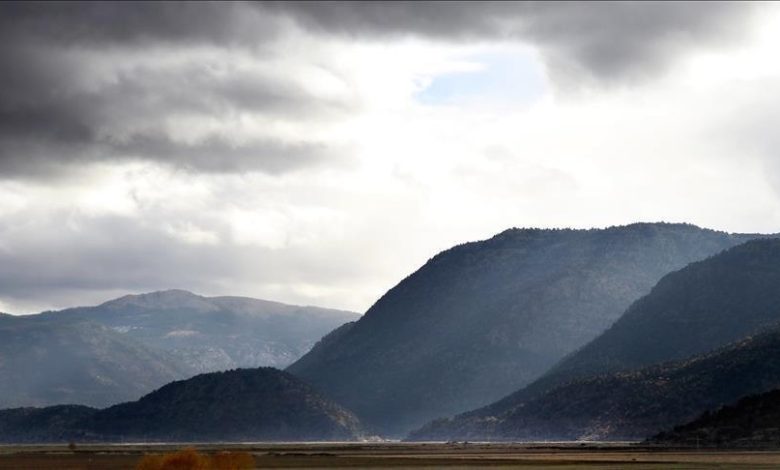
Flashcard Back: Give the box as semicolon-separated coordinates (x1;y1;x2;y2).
2;442;780;469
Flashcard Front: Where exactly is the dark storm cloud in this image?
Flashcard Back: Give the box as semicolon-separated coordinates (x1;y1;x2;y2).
0;2;278;47
112;133;342;174
0;2;349;179
270;1;757;82
4;1;753;79
0;42;349;177
0;1;759;179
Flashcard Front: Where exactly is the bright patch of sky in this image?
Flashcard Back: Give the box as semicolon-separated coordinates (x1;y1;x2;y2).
415;49;548;108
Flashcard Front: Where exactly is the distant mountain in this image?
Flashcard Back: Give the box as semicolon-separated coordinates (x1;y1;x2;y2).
0;315;190;409
288;223;762;435
0;368;364;443
47;289;360;372
0;290;358;409
651;388;780;448
411;238;780;441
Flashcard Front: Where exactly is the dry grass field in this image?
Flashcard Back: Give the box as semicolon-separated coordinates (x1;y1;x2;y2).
2;442;780;469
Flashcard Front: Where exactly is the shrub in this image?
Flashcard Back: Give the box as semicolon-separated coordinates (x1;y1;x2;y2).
210;451;255;470
136;448;254;470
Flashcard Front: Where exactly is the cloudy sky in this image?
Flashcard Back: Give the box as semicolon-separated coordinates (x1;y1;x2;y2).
1;1;780;314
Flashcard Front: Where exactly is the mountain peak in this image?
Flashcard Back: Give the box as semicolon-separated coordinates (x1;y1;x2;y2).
100;289;213;311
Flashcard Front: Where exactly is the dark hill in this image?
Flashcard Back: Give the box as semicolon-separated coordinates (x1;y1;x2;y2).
0;406;97;443
411;325;780;441
651;388;780;448
478;237;780;419
0;368;363;442
411;238;780;441
288;223;761;435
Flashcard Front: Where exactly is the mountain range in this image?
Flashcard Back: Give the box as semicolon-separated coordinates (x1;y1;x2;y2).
49;289;359;371
3;221;778;445
288;223;762;435
0;290;358;409
410;238;780;441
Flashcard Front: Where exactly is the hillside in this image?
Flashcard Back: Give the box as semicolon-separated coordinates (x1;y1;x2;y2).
411;325;780;441
0;368;364;443
49;289;359;372
651;388;780;448
288;223;760;435
0;406;97;443
0;316;191;409
474;237;780;420
411;239;780;440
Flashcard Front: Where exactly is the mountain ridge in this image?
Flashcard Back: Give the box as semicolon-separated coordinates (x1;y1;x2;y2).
288;222;765;435
0;367;364;443
0;290;358;409
411;237;780;441
45;289;360;372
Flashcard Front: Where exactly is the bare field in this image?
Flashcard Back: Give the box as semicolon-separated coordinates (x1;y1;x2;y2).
2;442;780;469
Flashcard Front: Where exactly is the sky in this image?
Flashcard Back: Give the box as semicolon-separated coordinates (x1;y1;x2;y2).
1;1;780;314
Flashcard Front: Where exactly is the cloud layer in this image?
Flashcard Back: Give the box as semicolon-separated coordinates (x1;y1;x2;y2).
272;2;757;81
0;2;355;178
0;2;778;313
0;2;760;178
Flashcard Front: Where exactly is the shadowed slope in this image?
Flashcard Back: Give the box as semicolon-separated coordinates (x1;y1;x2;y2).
412;238;780;441
289;223;761;435
651;388;780;448
0;368;364;442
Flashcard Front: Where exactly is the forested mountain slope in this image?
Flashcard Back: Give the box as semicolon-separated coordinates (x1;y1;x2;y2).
412;238;780;440
0;368;364;442
289;223;761;434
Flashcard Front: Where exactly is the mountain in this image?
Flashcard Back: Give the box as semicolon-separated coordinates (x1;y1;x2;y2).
0;290;358;409
650;388;780;448
0;315;190;409
47;289;360;372
412;325;780;441
0;368;364;443
288;223;762;435
411;238;780;441
480;237;780;416
0;405;96;443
